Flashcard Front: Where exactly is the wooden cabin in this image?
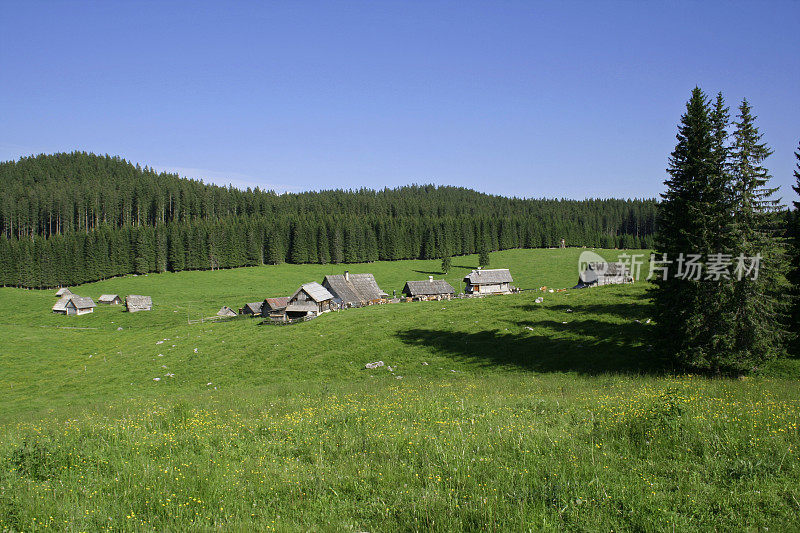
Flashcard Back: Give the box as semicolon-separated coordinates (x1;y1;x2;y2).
98;294;122;305
262;297;289;314
52;296;72;314
55;288;73;298
322;271;388;308
463;269;513;295
578;262;633;287
65;296;96;315
125;295;152;312
217;306;237;317
402;276;456;300
285;282;334;319
240;302;265;316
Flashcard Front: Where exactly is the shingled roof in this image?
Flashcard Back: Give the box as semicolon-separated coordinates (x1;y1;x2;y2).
292;282;334;303
52;296;72;312
55;288;72;297
579;262;632;283
323;273;387;305
463;269;513;284
125;295;152;311
68;297;96;309
98;294;120;303
263;297;289;311
242;302;265;314
403;279;456;297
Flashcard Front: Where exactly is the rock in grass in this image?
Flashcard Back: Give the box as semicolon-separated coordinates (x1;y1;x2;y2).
365;361;384;369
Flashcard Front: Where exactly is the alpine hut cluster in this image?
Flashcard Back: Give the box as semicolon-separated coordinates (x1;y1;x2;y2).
51;288;153;316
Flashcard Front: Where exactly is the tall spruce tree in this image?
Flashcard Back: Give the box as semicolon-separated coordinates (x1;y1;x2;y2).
718;100;791;370
789;142;800;354
651;87;733;370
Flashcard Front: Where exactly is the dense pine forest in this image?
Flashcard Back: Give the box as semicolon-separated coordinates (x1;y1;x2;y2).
0;152;657;288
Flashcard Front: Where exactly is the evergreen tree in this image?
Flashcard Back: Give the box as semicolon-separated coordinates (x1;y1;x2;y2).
651;87;733;371
718;99;791;370
441;255;452;274
478;248;490;268
788;142;800;354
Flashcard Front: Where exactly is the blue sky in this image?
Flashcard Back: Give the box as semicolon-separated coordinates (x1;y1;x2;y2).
2;1;798;200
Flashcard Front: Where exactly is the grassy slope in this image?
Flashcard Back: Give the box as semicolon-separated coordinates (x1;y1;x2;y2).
1;249;799;531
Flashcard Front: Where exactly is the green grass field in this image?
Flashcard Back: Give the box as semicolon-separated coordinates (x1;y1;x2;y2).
1;249;799;531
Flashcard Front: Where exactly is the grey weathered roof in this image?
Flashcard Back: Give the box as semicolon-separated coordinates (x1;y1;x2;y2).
579;262;632;283
243;302;264;313
98;294;119;302
126;295;152;308
292;282;334;303
463;269;513;284
285;301;318;313
55;288;72;297
68;296;96;309
52;296;72;311
403;279;456;296
217;306;237;317
323;273;386;304
263;297;289;310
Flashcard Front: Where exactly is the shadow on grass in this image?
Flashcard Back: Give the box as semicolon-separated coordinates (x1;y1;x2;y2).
396;295;666;375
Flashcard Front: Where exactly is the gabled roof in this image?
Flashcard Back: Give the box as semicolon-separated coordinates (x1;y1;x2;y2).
292;282;334;303
98;294;120;303
243;302;264;314
55;288;72;297
52;296;72;311
463;269;513;284
263;297;289;310
68;296;96;309
403;279;456;296
580;262;631;283
126;295;152;308
323;273;386;305
217;306;237;317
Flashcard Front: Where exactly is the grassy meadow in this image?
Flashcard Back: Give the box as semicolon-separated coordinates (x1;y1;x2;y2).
1;248;799;531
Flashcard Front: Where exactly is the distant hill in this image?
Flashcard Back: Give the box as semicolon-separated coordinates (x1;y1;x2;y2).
0;152;656;287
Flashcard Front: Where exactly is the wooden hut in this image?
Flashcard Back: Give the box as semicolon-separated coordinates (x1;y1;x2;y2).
98;294;122;305
285;282;334;319
65;296;96;315
402;276;456;300
52;296;72;314
578;262;633;287
322;271;388;308
463;269;513;295
262;297;289;314
240;302;265;316
125;295;152;312
217;306;237;317
55;288;72;298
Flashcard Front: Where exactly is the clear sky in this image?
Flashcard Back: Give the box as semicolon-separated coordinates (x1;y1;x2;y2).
1;1;798;201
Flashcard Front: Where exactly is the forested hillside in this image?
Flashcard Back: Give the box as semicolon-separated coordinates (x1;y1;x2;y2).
0;152;657;288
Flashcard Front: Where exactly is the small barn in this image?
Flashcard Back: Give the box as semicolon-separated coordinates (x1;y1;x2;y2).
240;302;264;316
463;269;514;295
55;288;72;298
577;262;633;287
98;294;122;305
285;282;334;319
262;297;289;314
402;276;456;300
322;271;388;308
217;306;237;317
66;297;96;315
125;295;152;312
52;296;72;314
